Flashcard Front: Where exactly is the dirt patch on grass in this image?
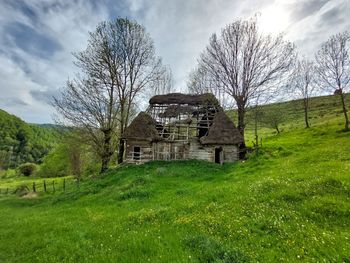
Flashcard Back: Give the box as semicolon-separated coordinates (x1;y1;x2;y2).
22;192;38;199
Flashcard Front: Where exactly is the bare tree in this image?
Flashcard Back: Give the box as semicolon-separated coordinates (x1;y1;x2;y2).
290;59;315;128
54;77;119;173
249;95;266;153
261;107;284;134
250;103;263;153
152;65;173;95
63;131;85;179
54;18;163;172
188;66;234;109
198;17;295;154
315;32;350;131
248;91;277;153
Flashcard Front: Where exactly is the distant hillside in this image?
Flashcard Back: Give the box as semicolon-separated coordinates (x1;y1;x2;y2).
0;109;61;169
229;93;350;144
253;93;349;125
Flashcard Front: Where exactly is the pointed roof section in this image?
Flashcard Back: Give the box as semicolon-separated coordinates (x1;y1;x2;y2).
123;112;160;141
200;111;243;145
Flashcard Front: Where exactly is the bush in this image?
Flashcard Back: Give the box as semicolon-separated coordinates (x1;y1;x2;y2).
37;144;70;177
38;140;98;178
18;163;37;176
0;169;17;179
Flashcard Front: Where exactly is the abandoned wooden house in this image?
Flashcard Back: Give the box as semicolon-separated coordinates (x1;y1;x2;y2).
123;93;243;164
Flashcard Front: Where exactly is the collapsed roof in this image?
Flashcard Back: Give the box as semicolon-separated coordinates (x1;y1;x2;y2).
158;105;194;118
124;93;243;145
149;93;220;106
124;111;243;145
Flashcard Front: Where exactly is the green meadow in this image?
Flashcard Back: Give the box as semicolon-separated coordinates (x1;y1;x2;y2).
0;94;350;262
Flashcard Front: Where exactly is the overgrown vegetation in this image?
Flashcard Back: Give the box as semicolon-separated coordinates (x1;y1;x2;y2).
0;94;349;262
0;111;100;179
37;137;100;178
0;109;60;169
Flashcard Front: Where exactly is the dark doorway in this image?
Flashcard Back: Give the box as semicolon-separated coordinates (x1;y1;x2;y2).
215;147;222;164
133;146;141;160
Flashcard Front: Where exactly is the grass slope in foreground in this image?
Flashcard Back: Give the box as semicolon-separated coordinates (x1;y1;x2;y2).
0;96;350;262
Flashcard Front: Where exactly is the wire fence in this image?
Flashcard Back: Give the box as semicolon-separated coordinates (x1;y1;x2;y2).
0;177;80;196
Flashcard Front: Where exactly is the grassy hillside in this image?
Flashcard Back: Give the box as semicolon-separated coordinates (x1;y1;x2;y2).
0;94;349;262
232;93;350;144
0;109;60;168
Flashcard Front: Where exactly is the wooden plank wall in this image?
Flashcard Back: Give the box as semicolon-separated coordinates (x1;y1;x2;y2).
124;139;239;163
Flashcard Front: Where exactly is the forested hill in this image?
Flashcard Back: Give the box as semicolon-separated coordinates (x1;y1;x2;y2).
0;109;60;169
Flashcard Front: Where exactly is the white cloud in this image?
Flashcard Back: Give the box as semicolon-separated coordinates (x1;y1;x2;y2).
0;55;51;123
126;0;271;91
0;0;109;123
286;0;350;57
1;0;349;123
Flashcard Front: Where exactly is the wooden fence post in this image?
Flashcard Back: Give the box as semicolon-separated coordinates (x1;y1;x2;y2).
33;182;36;193
52;181;55;193
44;180;47;193
63;179;66;192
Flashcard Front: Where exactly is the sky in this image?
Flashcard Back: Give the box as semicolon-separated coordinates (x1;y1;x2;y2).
0;0;349;123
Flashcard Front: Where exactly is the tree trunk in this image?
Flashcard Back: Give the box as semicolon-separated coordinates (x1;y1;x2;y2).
237;105;245;138
101;156;110;174
69;148;81;177
237;104;246;159
117;138;124;164
303;98;310;128
275;125;280;134
339;92;349;131
118;102;126;164
100;129;112;173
